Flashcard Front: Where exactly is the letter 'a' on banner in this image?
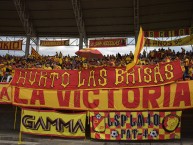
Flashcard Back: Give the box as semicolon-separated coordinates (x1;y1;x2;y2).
0;83;11;104
20;109;86;138
90;111;182;141
126;27;145;71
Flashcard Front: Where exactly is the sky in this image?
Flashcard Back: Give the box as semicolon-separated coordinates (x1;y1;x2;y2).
0;45;192;57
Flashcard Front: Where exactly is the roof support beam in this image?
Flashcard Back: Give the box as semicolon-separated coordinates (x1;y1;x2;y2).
71;0;88;49
191;12;193;27
13;0;39;56
13;0;36;37
133;0;139;44
25;34;30;57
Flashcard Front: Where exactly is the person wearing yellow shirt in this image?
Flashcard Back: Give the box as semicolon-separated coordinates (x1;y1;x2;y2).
1;64;12;82
183;58;191;80
109;58;115;67
11;65;16;77
44;64;52;70
165;56;171;62
59;57;63;65
126;56;131;64
188;66;193;78
1;64;6;77
82;61;88;69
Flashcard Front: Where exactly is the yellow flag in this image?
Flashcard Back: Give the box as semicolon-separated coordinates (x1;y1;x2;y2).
126;27;145;71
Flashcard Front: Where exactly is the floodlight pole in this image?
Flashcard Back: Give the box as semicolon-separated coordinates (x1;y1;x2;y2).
71;0;88;49
134;0;139;45
13;0;38;56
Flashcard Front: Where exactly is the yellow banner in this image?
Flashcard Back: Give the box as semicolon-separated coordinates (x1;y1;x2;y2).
0;40;22;50
0;83;11;104
144;27;193;37
145;35;193;47
40;40;69;46
90;111;182;140
20;109;86;138
13;81;193;111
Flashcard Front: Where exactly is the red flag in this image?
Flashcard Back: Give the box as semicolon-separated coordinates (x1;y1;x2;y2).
31;47;41;58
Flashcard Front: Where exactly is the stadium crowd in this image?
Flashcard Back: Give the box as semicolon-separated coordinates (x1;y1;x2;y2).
0;47;193;82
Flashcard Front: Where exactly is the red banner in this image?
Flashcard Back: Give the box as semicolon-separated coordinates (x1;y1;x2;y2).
90;111;182;140
144;27;193;37
0;40;22;50
10;60;182;90
89;38;127;48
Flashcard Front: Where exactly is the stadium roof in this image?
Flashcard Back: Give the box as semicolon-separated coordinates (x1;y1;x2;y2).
0;0;192;38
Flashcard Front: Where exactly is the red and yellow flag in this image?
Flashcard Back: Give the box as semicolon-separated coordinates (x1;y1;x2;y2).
126;27;145;71
31;47;41;58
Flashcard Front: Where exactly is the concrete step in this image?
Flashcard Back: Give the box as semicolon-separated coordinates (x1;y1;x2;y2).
0;131;193;145
0;140;39;145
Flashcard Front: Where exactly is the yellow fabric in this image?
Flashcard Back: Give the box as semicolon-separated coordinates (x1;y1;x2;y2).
2;67;6;75
185;59;189;66
12;81;193;111
59;58;63;64
20;109;86;137
90;111;181;140
44;67;52;70
145;35;193;47
55;65;61;70
11;69;15;76
126;27;144;71
0;69;3;76
188;67;192;76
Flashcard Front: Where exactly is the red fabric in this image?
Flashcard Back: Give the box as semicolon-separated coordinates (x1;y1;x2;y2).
75;49;103;59
10;60;182;90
